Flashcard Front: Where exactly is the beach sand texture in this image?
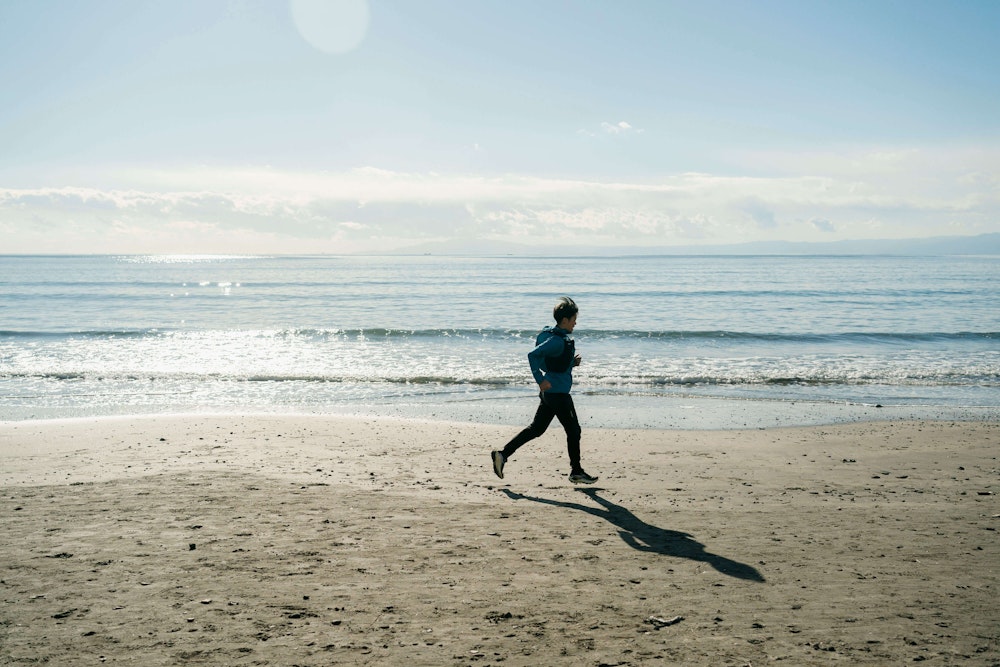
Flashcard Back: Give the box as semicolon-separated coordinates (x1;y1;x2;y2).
1;416;998;665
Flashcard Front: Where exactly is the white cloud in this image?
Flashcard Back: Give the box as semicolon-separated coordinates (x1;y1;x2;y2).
810;217;836;233
603;120;642;134
1;144;997;253
735;197;777;229
602;121;630;133
590;121;643;136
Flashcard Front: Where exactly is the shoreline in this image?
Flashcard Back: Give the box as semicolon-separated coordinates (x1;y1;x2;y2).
2;415;998;665
3;390;998;430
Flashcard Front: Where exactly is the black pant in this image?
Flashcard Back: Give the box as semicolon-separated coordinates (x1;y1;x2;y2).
501;392;582;472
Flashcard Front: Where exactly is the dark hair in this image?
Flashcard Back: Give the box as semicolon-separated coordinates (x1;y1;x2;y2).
553;296;578;323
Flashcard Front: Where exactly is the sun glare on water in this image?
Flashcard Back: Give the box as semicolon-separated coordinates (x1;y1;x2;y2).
119;255;259;264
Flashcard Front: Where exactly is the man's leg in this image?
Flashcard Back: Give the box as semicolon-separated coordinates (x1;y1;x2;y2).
543;393;582;472
500;394;556;461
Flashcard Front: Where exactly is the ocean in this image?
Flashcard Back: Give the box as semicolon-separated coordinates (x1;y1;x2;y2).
1;254;998;428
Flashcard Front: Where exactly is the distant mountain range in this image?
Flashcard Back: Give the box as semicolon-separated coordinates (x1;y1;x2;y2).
389;232;1000;257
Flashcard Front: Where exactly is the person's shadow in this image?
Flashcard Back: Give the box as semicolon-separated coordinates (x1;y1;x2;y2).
501;487;765;582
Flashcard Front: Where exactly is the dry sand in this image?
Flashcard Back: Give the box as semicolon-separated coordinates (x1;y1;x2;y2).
1;415;998;666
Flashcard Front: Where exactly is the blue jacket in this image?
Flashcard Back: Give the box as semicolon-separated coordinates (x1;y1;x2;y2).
527;326;575;393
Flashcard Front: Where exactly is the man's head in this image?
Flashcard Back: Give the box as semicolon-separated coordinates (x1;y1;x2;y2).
553;296;578;331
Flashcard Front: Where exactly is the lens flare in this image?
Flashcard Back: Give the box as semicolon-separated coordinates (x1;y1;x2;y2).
291;0;370;54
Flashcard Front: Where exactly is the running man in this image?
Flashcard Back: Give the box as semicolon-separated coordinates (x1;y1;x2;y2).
491;297;598;485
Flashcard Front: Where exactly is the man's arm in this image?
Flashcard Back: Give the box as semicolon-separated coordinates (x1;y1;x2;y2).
527;335;564;389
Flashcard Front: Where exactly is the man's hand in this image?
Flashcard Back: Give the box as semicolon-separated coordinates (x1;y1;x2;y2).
538;380;552;392
573;354;582;367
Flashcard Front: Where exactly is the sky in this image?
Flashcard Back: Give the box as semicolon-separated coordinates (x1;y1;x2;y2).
1;0;998;254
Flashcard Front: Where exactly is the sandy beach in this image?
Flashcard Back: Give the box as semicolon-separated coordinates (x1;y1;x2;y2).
1;415;998;665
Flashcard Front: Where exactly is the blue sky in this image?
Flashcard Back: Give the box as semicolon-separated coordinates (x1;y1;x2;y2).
1;0;998;253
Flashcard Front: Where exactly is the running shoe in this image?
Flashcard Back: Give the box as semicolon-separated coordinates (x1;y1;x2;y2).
569;470;598;484
491;450;505;479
